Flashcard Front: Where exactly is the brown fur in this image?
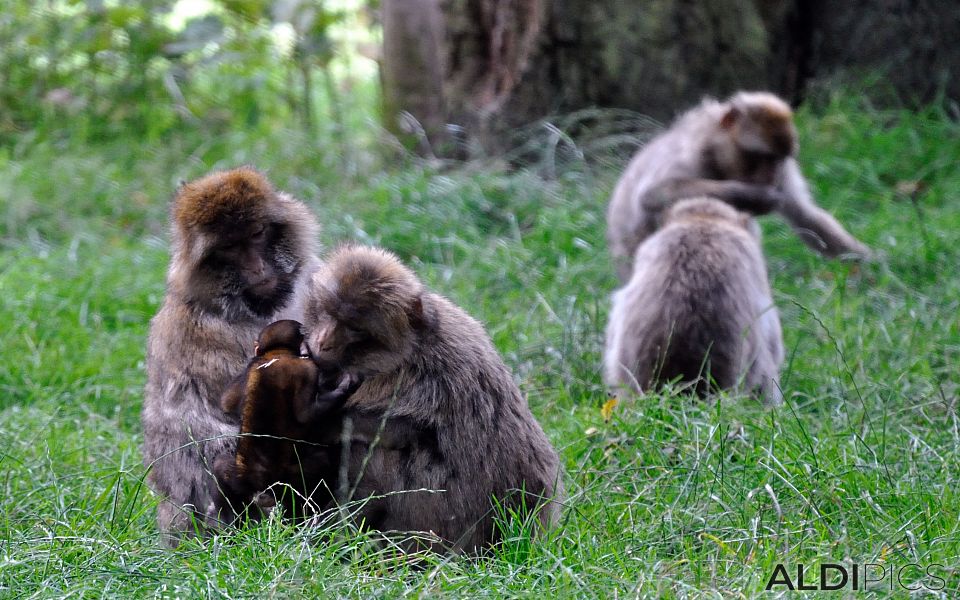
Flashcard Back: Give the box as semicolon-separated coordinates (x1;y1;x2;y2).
213;319;354;522
604;197;784;404
303;245;564;553
607;91;871;281
174;167;275;230
142;167;321;546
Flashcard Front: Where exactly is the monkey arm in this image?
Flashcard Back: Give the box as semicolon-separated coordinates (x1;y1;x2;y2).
778;159;872;259
219;372;247;415
295;372;362;424
646;178;787;216
211;454;240;495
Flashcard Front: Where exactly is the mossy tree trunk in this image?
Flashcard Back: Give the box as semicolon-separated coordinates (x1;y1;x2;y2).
801;0;960;105
380;0;449;156
439;0;790;153
381;0;959;157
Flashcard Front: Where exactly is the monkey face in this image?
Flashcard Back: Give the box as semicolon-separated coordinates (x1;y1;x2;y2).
200;222;298;318
305;314;415;379
303;245;429;378
713;100;797;186
305;318;362;371
737;149;783;185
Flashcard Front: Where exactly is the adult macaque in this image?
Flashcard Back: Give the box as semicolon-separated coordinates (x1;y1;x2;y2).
213;319;358;521
607;91;871;281
303;245;564;553
142;167;321;546
604;197;784;404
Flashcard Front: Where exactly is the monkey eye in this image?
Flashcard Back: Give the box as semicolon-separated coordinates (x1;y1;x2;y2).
217;237;244;252
317;342;336;353
343;326;365;343
742;149;777;161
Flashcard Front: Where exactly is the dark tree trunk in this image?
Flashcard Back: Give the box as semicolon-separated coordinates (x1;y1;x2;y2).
380;0;449;156
381;0;960;157
802;0;960;106
440;0;790;153
441;0;545;149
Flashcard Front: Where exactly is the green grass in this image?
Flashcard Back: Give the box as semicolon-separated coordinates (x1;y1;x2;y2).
1;96;959;597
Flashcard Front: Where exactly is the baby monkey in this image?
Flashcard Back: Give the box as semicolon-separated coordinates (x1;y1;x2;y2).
213;319;358;521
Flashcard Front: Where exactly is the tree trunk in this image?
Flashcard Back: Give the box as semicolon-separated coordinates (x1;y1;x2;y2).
380;0;449;156
802;0;960;106
440;0;788;153
381;0;960;157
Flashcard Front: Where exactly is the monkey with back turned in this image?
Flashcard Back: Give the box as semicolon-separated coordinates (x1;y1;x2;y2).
607;91;872;281
212;319;360;521
604;196;784;404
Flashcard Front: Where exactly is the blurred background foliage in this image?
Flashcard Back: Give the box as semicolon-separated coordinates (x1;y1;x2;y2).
2;0;956;158
0;0;377;147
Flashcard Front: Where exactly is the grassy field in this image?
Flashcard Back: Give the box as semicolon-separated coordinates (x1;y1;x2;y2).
1;97;958;597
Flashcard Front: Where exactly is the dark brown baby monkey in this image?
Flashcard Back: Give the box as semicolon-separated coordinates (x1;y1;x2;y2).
213;319;358;521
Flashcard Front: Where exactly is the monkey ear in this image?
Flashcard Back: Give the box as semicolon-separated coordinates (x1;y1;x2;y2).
719;107;740;130
408;294;426;329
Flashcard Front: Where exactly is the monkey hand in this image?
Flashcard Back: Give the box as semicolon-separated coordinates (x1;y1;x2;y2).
837;240;877;262
711;181;787;215
296;372;364;425
212;453;237;487
252;491;277;516
764;186;791;213
317;372;363;405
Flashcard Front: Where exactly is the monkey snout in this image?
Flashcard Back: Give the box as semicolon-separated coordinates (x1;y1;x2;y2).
247;275;278;294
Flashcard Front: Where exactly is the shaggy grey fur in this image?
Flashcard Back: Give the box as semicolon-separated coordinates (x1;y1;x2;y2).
304;245;564;553
604;197;784;404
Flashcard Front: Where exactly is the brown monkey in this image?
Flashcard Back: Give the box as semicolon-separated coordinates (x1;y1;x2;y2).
302;245;564;553
604;197;784;404
607;91;871;281
212;320;358;521
142;167;321;546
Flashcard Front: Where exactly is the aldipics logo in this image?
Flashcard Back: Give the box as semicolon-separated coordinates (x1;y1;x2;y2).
764;563;946;592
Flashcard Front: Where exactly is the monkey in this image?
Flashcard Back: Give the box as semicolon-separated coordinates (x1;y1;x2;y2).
607;91;872;281
302;245;564;553
603;196;784;405
141;167;322;546
212;319;360;522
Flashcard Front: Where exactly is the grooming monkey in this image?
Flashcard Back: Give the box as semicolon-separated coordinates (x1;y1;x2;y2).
604;197;784;404
303;245;564;553
607;91;872;281
142;167;321;546
213;319;359;521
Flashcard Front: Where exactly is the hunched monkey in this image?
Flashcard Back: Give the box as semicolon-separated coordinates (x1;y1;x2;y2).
303;244;564;553
607;91;871;281
604;197;784;404
142;167;321;545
